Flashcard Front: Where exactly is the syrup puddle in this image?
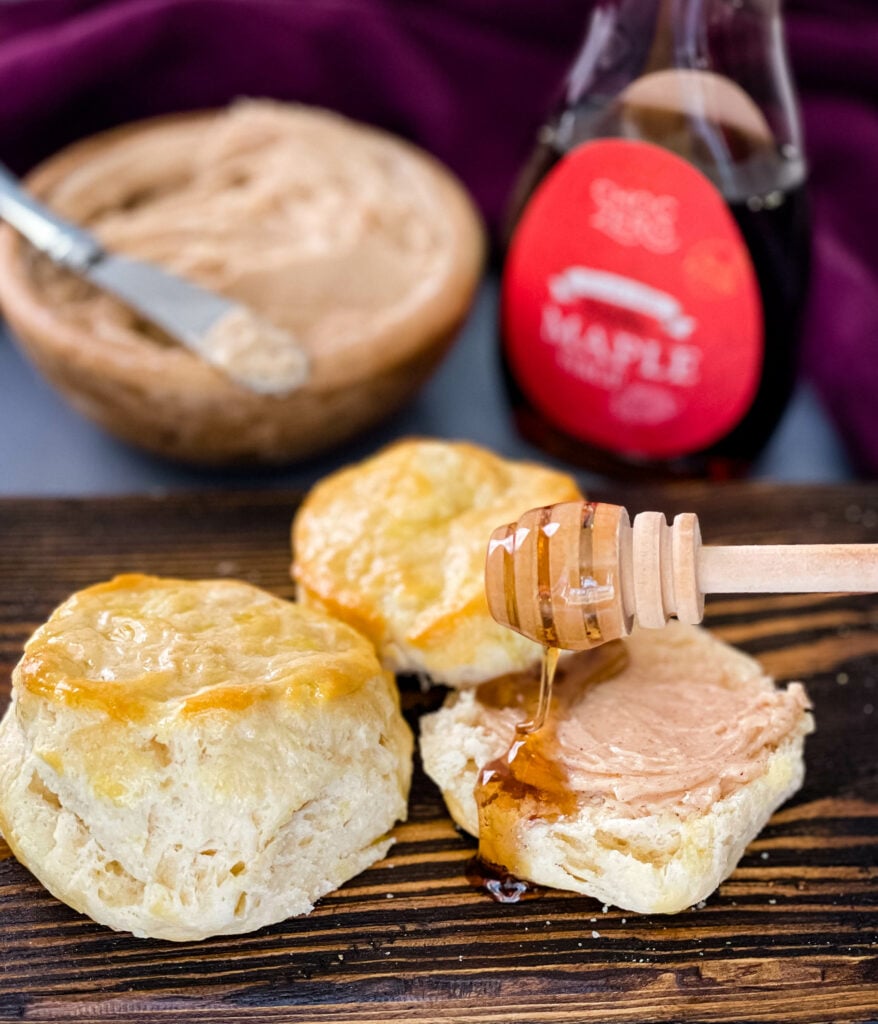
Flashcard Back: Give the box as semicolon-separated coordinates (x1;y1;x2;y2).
470;641;627;902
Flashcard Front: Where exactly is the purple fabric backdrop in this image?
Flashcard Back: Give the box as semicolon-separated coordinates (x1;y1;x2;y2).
0;0;876;473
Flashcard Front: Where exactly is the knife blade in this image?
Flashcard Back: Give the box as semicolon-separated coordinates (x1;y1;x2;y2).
0;161;308;395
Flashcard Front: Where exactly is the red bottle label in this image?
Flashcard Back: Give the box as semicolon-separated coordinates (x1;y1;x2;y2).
502;139;763;459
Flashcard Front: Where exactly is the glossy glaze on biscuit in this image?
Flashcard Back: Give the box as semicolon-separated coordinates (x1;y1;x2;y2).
19;574;376;720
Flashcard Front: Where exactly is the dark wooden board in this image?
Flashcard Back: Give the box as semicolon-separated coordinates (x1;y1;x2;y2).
0;483;876;1024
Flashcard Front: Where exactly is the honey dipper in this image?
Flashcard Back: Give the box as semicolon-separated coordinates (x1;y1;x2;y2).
485;501;878;650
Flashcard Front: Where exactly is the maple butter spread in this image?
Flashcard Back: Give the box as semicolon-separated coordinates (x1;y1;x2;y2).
473;628;811;816
0;100;484;462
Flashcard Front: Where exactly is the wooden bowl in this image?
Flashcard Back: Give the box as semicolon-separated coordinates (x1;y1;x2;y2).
0;103;485;465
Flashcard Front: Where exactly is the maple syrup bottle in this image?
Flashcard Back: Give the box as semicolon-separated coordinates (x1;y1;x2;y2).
501;0;810;479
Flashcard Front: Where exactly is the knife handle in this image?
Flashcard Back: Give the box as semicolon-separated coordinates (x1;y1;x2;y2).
0;161;103;271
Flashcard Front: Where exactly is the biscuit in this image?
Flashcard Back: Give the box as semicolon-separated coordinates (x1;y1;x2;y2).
291;439;582;687
0;575;412;941
421;621;813;914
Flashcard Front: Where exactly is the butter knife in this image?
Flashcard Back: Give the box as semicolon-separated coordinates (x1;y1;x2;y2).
0;162;308;394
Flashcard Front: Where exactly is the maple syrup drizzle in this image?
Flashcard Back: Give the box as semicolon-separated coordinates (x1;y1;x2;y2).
471;504;628;902
471;640;628;903
467;646;557;902
517;645;559;735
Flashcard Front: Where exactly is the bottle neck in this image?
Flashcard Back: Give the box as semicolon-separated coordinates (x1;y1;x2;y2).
556;0;804;200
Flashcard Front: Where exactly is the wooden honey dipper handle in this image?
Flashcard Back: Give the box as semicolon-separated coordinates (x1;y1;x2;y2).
486;501;878;650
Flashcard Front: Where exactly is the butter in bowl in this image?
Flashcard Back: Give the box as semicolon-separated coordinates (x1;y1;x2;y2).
0;100;485;464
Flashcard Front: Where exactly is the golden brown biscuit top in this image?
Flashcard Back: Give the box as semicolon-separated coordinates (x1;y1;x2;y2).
18;574;383;721
292;439;582;682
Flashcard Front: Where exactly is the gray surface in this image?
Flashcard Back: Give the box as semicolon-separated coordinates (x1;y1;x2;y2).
0;279;854;497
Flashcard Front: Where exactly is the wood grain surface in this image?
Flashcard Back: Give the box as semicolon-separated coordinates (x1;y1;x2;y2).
0;483;876;1024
